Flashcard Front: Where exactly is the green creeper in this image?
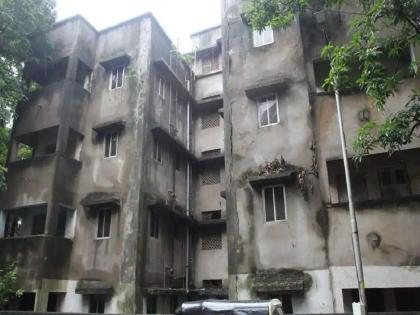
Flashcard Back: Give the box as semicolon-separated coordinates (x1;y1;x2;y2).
0;0;56;189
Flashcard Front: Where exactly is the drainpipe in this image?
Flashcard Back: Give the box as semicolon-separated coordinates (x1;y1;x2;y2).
185;100;191;294
335;90;367;315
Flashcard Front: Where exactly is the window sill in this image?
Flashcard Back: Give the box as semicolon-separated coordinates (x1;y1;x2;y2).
95;237;111;241
259;122;280;128
253;41;274;49
264;219;287;224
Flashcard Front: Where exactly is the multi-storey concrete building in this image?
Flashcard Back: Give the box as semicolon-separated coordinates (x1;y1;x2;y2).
222;0;420;313
1;1;420;314
0;13;226;314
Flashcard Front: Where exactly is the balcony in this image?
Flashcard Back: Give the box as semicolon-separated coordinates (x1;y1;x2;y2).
154;58;195;105
14;80;89;138
1;154;81;210
196;210;226;228
145;192;196;224
151;123;197;162
0;235;72;279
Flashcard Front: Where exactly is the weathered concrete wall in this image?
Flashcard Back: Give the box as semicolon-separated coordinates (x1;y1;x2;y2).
191;26;222;51
195;73;223;100
222;2;328;307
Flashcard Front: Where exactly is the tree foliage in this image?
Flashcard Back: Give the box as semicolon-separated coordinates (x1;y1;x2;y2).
246;0;420;159
0;265;22;307
0;0;56;188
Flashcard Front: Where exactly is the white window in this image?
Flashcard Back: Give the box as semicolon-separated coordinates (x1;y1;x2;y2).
96;208;111;239
258;94;279;127
263;185;286;222
153;138;163;163
104;132;118;158
253;27;274;47
109;66;124;90
157;76;165;99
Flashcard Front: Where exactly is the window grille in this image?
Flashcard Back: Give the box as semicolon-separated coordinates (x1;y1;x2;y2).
201;168;220;185
201;112;220;129
201;233;222;250
202;51;220;74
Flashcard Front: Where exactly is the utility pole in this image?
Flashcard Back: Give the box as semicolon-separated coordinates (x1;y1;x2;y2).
335;90;367;315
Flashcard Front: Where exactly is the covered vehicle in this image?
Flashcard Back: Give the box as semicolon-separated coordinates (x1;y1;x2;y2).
176;299;284;315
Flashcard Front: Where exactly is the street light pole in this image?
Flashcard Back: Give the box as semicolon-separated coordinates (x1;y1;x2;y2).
334;90;367;314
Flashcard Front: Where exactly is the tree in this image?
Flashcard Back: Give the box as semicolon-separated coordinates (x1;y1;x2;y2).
0;265;22;308
0;0;56;189
246;0;419;160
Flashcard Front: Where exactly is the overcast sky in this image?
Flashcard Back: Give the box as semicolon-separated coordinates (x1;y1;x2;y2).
56;0;221;52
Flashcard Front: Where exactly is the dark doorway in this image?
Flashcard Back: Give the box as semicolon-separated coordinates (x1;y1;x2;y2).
47;292;64;312
3;292;36;311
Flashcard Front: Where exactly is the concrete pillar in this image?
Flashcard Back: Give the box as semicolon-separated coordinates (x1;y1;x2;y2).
34;288;49;312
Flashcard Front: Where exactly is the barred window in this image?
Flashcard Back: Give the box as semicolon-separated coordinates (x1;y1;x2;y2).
201;112;220;129
202;51;220;74
201;233;222;250
201;167;220;185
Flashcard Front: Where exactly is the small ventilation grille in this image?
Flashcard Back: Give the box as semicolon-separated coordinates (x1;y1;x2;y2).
201;233;222;250
201;168;220;185
202;112;220;129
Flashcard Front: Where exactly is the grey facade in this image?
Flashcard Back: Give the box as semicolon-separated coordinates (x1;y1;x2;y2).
0;14;225;314
222;0;420;313
1;1;420;314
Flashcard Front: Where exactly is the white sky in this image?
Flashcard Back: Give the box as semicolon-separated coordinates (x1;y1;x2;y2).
56;0;221;52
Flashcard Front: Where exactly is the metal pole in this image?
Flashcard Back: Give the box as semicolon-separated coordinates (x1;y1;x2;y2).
335;90;367;314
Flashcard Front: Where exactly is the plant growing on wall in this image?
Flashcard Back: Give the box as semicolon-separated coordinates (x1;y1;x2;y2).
246;0;419;160
0;0;56;189
0;265;23;308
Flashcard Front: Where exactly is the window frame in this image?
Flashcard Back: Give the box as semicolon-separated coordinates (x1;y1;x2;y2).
262;184;287;223
153;138;163;164
104;132;118;158
378;165;410;198
150;211;159;239
95;207;112;240
257;94;280;128
252;27;274;47
109;66;125;90
157;76;166;99
201;51;221;75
